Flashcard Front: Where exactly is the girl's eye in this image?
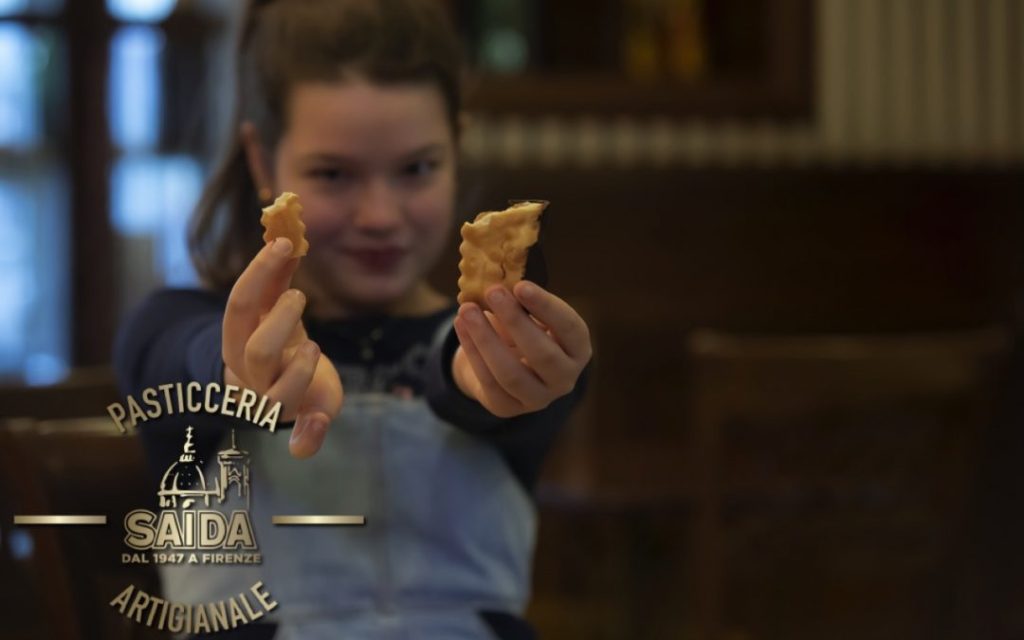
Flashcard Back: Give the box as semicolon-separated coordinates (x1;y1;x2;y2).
401;159;440;179
308;167;352;183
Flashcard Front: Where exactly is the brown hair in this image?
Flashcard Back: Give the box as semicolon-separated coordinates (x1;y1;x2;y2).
188;0;464;292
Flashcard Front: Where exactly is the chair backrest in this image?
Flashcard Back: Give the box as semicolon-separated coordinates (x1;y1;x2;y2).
0;417;162;640
0;366;121;420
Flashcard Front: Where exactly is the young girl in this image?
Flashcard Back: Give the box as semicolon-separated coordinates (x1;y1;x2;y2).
114;1;591;638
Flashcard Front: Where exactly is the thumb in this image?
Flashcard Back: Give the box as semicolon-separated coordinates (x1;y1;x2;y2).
288;355;344;459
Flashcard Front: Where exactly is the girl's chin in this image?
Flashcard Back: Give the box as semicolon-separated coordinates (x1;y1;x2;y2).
337;277;412;308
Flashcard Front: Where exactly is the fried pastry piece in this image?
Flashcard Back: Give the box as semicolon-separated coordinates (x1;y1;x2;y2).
260;191;309;258
457;200;547;310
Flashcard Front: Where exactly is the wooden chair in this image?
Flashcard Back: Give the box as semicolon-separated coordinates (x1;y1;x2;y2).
0;417;161;640
683;328;1008;640
0;366;120;420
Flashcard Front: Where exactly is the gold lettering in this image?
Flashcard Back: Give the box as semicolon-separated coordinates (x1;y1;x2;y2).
222;384;239;416
240;590;263;621
146;596;164;627
238;388;258;422
186;381;202;413
126;588;150;623
106;403;128;433
204;382;221;413
225;511;257;549
199;511;227;549
251;581;278;612
228;598;247;627
157;596;171;630
194;604;211;633
126;395;147;428
142;387;162;419
109;584;133;612
158;383;175;414
208;600;228;631
154;512;185;549
124;510;156;550
259;400;281;432
253;393;268;424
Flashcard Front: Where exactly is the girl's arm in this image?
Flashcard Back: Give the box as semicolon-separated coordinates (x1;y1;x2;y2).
113;287;231;473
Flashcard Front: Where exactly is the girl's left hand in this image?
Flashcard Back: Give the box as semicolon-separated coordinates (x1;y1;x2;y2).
452;281;592;418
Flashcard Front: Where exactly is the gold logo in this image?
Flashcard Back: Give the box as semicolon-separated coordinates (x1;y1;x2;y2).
15;381;365;635
123;427;259;565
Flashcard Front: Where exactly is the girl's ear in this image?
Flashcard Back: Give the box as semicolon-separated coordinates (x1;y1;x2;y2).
240;121;275;203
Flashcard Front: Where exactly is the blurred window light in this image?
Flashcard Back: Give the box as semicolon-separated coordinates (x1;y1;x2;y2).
111;153;202;284
24;352;68;385
0;0;27;14
0;171;69;382
108;26;163;150
0;0;62;15
106;0;174;22
0;181;32;372
0;24;40;149
7;528;34;561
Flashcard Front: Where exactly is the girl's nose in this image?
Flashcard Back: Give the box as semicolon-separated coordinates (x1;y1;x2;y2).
353;178;402;232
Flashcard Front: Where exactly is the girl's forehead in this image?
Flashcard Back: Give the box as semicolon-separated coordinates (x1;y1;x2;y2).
281;80;451;155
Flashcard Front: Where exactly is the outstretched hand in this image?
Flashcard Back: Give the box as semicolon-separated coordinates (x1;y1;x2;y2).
222;237;344;458
452;281;591;418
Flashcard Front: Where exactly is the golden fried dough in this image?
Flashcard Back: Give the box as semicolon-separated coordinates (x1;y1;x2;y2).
457;200;546;310
260;191;309;258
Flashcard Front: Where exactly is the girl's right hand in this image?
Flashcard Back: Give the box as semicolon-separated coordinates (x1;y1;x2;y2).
222;237;344;458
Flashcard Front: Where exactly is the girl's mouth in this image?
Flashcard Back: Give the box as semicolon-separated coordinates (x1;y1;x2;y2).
344;247;407;272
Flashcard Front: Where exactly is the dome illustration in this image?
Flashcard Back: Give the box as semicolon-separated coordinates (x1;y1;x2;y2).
158;426;214;508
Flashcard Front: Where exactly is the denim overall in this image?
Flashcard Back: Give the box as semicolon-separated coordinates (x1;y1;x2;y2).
160;358;537;638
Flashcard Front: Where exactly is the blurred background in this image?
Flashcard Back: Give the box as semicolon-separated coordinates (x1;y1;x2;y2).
1;0;1023;638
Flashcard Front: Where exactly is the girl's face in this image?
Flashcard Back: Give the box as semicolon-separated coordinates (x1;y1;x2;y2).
269;79;457;317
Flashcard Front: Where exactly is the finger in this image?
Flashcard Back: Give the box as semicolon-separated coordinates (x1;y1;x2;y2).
459;304;547;403
265;340;319;422
263;255;300;311
453;317;523;416
484;309;517;349
484;286;577;391
223;238;296;377
289;411;330;459
244;289;306;390
512;281;592;363
290;356;344;459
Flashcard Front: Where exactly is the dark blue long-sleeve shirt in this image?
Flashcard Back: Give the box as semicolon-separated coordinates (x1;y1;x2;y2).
113;288;586;496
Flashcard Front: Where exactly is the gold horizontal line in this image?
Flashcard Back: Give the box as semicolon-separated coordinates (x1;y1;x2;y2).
271;515;366;526
14;515;107;525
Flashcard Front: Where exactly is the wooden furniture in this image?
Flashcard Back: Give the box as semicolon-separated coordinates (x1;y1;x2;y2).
0;417;161;640
0;366;120;420
451;0;814;118
681;328;1007;640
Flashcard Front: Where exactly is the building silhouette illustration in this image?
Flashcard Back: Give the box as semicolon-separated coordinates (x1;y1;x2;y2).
158;426;250;509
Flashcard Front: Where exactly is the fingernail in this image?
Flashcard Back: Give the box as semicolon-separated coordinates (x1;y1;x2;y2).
516;281;536;300
272;238;291;256
487;288;506;306
303;415;327;451
464;307;483;325
289;416;308;445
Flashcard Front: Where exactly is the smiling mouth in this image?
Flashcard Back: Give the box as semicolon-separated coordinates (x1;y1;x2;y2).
343;247;407;272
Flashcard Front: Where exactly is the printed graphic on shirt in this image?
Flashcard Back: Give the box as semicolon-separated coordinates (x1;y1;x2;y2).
335;341;432;394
